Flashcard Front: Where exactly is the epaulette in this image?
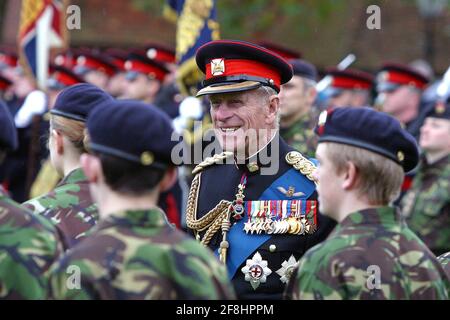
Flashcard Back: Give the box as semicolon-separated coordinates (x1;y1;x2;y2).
192;152;234;175
285;151;317;184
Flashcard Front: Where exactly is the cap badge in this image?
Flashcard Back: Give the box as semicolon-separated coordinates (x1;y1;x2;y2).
318;110;328;127
435;103;445;114
140;151;154;166
211;58;225;76
377;71;388;82
397;151;405;162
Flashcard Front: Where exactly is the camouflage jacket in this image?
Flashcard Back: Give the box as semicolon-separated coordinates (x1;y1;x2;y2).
285;206;449;300
400;154;450;256
0;187;61;299
280;110;318;159
24;168;98;250
438;252;450;278
49;208;235;300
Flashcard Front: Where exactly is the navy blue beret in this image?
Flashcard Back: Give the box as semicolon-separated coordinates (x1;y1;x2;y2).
315;107;419;172
51;83;114;122
289;59;317;81
427;100;450;120
87;100;177;169
0;100;18;151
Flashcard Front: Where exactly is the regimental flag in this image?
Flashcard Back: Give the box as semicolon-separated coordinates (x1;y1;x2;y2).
164;0;220;95
18;0;68;89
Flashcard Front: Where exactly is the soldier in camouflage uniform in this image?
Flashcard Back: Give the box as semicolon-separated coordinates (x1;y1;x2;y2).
400;101;450;256
24;83;114;250
279;59;319;158
285;107;449;300
0;100;61;299
49;99;235;300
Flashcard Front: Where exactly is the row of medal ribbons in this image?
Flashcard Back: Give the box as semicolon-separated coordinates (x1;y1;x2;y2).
243;200;317;235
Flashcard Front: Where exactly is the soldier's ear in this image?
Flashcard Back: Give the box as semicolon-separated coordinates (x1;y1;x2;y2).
342;161;359;190
80;153;101;184
52;129;64;155
159;166;177;192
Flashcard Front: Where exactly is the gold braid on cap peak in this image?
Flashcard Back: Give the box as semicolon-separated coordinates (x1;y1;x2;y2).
285;151;317;185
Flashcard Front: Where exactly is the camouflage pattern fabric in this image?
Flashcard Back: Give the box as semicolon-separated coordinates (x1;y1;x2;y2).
23;168;98;250
437;251;450;280
286;207;449;300
280;110;318;158
400;155;450;256
49;208;235;300
0;187;61;299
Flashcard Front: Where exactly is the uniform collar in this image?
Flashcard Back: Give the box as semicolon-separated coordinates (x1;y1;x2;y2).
97;207;170;230
234;131;287;173
59;167;87;185
339;206;400;228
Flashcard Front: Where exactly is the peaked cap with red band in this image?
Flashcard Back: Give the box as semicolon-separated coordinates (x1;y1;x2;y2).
125;53;169;82
195;40;293;97
75;53;117;77
144;44;176;64
0;74;12;91
376;63;429;92
326;68;374;90
0;50;17;69
48;65;84;90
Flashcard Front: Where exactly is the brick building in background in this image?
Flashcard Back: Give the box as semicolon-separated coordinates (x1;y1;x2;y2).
1;0;449;73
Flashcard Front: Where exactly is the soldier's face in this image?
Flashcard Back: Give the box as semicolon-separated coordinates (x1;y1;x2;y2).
279;76;312;120
380;86;420;117
123;74;159;101
419;117;450;153
314;143;344;220
209;89;278;155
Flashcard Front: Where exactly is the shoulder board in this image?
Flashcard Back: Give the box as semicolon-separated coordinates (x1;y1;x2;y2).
285;151;317;184
192;152;234;175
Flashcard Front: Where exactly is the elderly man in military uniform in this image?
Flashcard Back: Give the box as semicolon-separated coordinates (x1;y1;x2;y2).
185;40;336;299
279;59;319;158
285;107;448;300
400;99;450;256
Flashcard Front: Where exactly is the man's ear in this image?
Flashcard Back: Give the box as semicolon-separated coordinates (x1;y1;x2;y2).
306;87;318;106
159;167;177;192
265;94;280;125
341;161;359;190
80;153;102;184
53;129;64;155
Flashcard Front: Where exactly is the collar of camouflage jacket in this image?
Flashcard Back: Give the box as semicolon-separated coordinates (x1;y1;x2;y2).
338;206;402;229
98;207;170;230
59;167;88;186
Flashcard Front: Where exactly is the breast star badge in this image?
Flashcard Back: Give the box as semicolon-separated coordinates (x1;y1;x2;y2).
276;255;299;283
241;252;272;290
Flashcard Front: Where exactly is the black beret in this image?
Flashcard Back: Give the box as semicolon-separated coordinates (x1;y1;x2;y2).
0;100;18;151
51;83;114;122
315;107;419;172
195;40;293;96
289;59;317;81
87;100;177;169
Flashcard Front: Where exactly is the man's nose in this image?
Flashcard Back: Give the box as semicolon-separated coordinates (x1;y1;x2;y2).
213;104;234;121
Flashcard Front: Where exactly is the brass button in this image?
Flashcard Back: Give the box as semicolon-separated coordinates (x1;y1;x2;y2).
269;244;277;252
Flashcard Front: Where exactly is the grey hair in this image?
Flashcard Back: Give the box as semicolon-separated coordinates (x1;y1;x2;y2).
255;85;280;129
